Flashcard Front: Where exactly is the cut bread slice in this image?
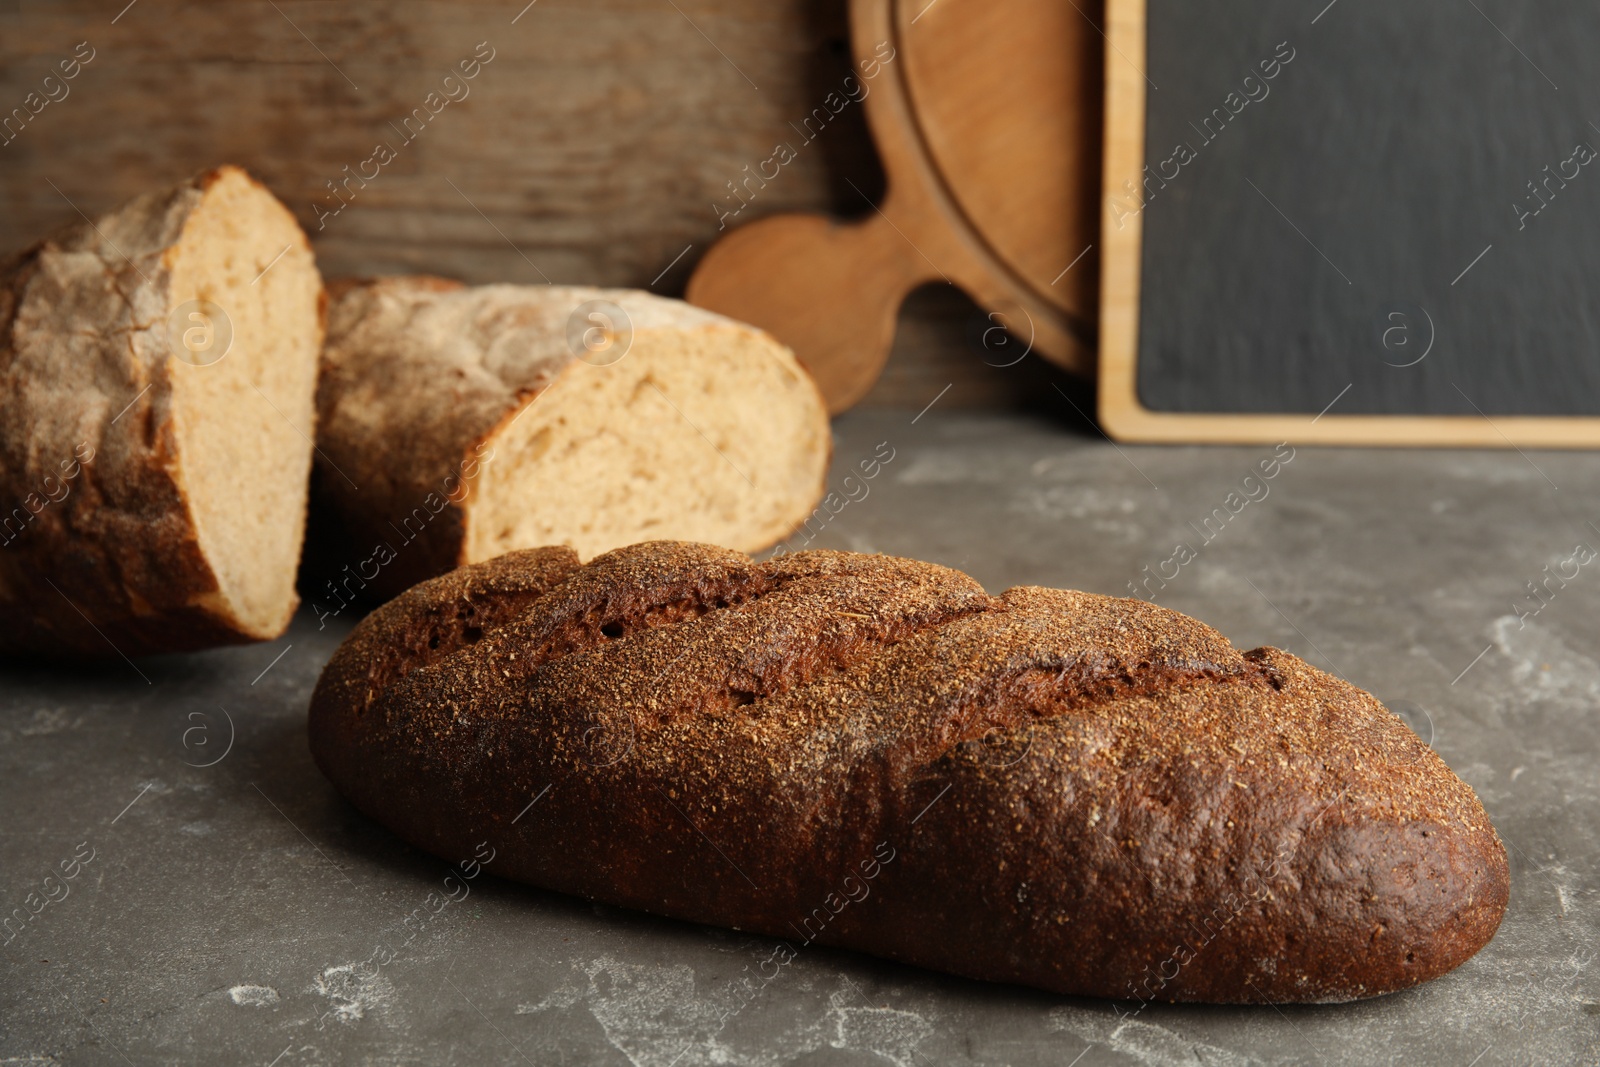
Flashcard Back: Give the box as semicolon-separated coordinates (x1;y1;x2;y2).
314;278;830;601
0;165;324;657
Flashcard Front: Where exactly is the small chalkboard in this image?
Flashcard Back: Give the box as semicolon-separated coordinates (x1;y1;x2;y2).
1099;0;1600;446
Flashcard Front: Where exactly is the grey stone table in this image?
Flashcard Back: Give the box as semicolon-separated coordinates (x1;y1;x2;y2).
2;410;1596;1066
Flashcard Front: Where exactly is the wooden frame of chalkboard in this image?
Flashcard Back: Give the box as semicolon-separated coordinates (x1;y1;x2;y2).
1098;0;1600;447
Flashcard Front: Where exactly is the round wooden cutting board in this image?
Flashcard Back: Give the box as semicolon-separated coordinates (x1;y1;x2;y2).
687;0;1103;413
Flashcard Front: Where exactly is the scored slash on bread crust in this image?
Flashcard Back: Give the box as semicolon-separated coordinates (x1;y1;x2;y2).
313;278;832;602
0;166;323;657
308;540;1509;1004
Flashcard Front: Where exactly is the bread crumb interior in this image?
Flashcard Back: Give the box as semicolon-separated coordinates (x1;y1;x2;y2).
166;169;321;637
464;327;827;562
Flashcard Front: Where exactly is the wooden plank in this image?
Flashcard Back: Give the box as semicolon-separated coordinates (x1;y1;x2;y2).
0;1;854;284
0;0;1057;410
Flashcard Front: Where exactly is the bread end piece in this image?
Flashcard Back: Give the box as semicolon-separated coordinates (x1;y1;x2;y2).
0;164;323;657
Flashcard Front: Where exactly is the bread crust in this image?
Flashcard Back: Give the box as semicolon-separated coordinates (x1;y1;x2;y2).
309;541;1509;1003
313;278;831;599
0;166;322;657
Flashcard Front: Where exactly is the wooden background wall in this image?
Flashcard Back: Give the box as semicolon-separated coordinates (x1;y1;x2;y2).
0;0;1083;412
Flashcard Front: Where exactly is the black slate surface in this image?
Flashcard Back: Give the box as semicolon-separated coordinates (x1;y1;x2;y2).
1134;0;1600;416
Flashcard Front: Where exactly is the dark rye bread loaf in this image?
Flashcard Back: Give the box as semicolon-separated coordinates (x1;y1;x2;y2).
308;541;1509;1004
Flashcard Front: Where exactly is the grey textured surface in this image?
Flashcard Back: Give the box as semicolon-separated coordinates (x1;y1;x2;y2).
2;409;1595;1066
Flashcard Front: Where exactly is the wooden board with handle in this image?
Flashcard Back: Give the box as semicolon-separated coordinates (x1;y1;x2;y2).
687;0;1103;414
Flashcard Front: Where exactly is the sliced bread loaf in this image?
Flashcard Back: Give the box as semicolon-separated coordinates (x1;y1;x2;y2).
0;166;324;658
313;278;830;600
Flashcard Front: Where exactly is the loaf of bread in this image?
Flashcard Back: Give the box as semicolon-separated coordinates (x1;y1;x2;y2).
0;166;323;657
312;278;830;602
308;541;1508;1003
